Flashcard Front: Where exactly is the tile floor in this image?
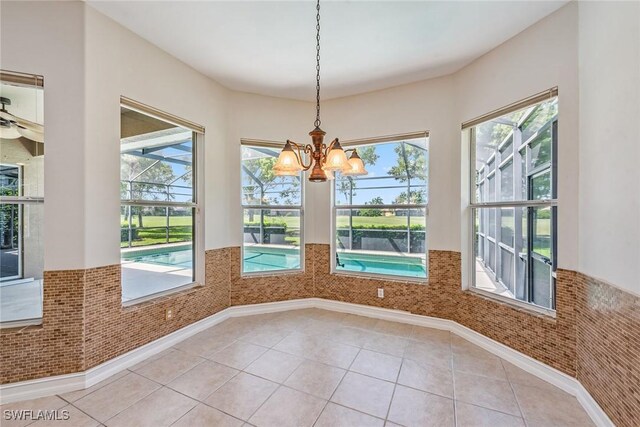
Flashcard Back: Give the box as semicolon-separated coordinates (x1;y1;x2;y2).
1;308;595;427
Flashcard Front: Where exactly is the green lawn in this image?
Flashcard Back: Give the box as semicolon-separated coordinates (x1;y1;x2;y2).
121;215;192;247
336;215;425;228
121;215;192;228
242;214;425;229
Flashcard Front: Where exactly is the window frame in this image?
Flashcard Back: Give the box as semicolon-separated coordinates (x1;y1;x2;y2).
330;132;430;283
467;92;558;316
240;139;305;277
119;99;205;306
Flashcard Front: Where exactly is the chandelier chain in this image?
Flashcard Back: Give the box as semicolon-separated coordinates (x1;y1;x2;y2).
314;0;321;128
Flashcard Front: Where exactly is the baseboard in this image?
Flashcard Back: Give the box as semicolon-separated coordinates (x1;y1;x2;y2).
0;298;614;427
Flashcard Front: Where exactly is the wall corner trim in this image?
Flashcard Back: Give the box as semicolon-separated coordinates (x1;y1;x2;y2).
0;298;613;427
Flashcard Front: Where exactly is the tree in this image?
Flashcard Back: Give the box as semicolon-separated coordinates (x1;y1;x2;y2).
388;142;427;182
360;196;384;217
242;150;301;221
388;142;428;207
336;146;379;203
394;189;426;204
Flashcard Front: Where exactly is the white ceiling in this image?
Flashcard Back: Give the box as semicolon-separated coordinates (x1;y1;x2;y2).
88;1;567;101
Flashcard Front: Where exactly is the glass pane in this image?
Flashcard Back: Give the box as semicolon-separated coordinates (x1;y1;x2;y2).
532;207;552;259
499;136;513;156
1;81;45;323
473;97;556;203
168;207;193;243
487;175;495;203
243;208;301;273
241;145;301;206
488;208;496;238
473;206;554;309
521;99;558;143
531;171;552;200
121;108;194;203
335;207;426;279
120;205;194;302
500;248;514;292
500;160;513;201
120;106;196;302
532;259;552;308
0;203;44;322
529;127;552;170
500;208;514;246
335;139;428;206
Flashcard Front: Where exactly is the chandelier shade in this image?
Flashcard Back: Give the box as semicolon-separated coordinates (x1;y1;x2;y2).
323;140;350;171
342;150;368;176
272;0;368;182
273;141;303;175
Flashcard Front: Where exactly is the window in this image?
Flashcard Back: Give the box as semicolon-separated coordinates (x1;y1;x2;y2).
468;92;558;311
332;135;429;280
0;74;45;325
120;102;202;303
241;141;303;274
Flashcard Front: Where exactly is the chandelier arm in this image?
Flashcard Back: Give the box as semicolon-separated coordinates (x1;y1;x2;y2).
287;140;314;170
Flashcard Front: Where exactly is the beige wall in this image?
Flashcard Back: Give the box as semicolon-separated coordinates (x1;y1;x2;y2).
578;1;640;295
0;1;86;271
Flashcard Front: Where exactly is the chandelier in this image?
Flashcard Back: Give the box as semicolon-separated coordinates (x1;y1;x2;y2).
273;0;368;182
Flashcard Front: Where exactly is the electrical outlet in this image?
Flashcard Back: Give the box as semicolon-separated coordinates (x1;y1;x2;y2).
377;288;384;298
165;308;174;320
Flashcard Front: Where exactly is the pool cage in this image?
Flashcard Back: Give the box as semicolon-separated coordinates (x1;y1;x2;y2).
240;144;302;248
334;139;429;256
472;98;558;309
120;129;194;248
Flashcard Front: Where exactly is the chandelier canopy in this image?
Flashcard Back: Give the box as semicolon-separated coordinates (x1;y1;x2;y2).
273;0;368;182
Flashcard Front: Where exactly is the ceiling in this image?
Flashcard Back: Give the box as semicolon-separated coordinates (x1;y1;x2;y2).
88;1;567;101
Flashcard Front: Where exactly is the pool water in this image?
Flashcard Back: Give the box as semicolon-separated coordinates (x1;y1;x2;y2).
336;251;426;279
122;246;193;268
122;245;426;279
243;246;301;273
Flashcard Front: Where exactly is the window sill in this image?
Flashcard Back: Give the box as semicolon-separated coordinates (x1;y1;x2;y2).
0;318;43;331
240;268;305;279
467;287;556;318
122;281;201;308
331;269;429;285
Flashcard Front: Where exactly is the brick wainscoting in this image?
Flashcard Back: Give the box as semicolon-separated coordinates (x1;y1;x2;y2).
1;244;638;425
576;273;640;426
1;270;85;384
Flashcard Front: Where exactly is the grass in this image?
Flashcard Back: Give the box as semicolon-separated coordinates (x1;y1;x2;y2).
121;216;192;248
241;215;425;230
121;215;192;228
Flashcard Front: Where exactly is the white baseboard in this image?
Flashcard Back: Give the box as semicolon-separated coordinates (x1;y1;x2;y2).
0;298;613;427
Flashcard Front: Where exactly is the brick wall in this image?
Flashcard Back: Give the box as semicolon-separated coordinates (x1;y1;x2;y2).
1;270;85;383
2;244;638;425
576;273;640;427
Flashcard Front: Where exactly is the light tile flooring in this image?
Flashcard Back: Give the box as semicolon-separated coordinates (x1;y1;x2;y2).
2;309;595;427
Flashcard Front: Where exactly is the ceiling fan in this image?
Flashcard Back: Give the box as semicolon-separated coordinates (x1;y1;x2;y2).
0;96;44;143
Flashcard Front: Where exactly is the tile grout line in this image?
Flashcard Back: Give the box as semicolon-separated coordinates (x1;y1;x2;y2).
311;345;364;426
383;354;405;425
501;358;529;425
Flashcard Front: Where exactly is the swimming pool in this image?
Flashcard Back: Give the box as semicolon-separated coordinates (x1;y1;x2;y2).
243;246;301;273
121;245;193;268
122;245;426;279
336;251;426;278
